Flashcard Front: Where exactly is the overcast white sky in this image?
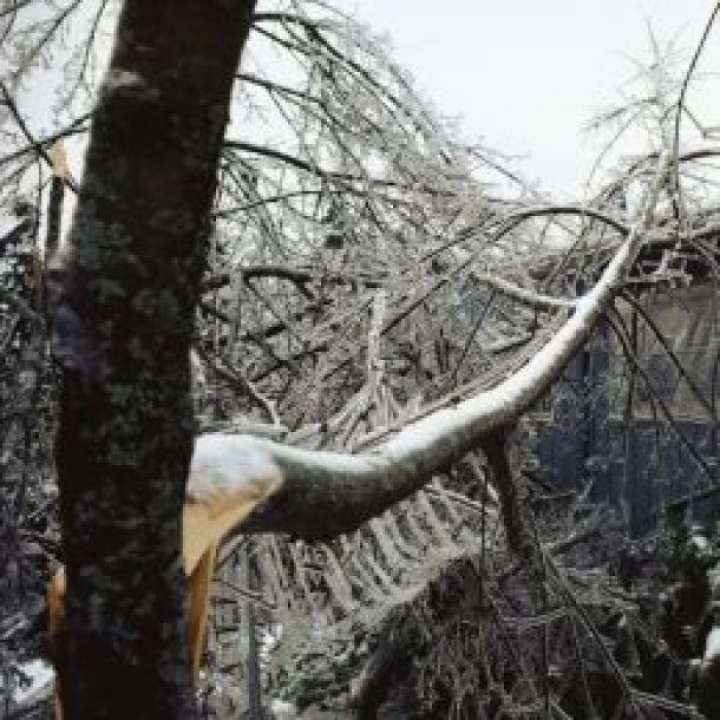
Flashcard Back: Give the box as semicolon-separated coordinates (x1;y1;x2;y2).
332;1;720;198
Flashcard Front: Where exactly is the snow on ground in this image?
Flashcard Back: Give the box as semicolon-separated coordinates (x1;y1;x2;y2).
6;658;54;706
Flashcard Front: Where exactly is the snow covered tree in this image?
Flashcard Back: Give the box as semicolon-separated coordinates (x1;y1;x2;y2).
2;1;720;718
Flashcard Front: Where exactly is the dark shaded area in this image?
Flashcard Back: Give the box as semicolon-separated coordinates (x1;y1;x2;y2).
534;312;720;536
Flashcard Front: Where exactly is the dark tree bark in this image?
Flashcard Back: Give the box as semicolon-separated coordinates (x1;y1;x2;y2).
480;427;533;557
49;2;256;718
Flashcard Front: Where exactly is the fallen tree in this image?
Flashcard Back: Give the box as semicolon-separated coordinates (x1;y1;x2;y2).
3;1;720;718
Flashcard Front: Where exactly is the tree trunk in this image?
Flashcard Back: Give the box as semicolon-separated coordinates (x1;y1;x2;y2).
49;2;255;718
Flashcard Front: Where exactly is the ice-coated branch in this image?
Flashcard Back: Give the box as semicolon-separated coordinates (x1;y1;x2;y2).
213;153;673;540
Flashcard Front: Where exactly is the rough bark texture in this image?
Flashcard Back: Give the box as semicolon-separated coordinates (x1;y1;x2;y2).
49;2;255;718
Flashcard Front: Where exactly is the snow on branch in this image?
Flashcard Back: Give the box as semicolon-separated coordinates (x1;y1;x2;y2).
210;153;673;541
471;270;577;311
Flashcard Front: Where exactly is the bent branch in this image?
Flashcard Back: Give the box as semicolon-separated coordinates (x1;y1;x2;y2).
236;153;672;541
